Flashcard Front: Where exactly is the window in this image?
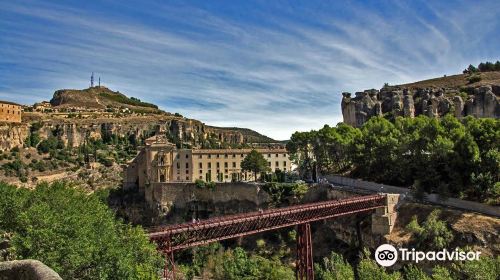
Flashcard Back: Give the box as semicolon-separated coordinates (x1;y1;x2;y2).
232;154;236;158
177;176;180;180
283;161;287;166
224;154;228;158
276;154;279;157
186;154;189;159
208;162;212;168
176;162;180;169
232;162;236;168
217;154;220;158
224;162;228;168
268;162;271;167
199;170;203;174
186;170;189;174
225;169;228;173
268;154;271;158
275;161;279;166
186;176;189;180
199;163;202;168
199;176;203;179
217;162;220;168
199;155;202;159
225;175;228;179
208;154;212;159
176;154;180;159
186;163;189;168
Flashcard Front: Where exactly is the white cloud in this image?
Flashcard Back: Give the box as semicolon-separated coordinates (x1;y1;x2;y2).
0;0;499;139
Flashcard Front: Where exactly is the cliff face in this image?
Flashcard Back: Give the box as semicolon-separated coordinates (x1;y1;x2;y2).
342;84;500;127
0;124;29;151
0;114;272;151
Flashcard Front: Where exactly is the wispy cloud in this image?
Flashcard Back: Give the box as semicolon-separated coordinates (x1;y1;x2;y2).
0;0;499;139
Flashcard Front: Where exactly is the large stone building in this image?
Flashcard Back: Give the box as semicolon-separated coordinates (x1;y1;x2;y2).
124;136;293;191
0;100;22;123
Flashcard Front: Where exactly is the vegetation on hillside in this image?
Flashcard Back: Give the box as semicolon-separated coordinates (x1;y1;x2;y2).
0;181;162;279
287;115;500;204
99;92;158;109
463;60;500;74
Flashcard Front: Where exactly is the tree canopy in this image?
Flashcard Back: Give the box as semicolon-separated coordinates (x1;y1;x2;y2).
0;181;162;279
286;115;500;204
241;149;271;180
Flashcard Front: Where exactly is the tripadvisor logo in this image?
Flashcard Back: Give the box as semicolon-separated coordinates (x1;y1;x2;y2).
375;244;481;267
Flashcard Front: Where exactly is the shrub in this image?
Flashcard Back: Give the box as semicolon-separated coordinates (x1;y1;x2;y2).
406;210;453;250
0;181;162;279
467;75;482;84
195;179;205;188
314;252;354;280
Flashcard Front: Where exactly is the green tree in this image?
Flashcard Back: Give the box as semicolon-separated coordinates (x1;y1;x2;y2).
406;210;453;250
0;181;162;279
357;249;401;280
431;266;453;280
241;150;271;181
454;256;500;280
314;252;354;280
403;265;430;280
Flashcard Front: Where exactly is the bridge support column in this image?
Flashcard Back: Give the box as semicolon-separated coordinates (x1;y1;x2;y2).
296;223;314;280
163;236;176;280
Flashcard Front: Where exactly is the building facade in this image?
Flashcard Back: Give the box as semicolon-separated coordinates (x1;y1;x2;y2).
124;136;293;191
0;101;22;123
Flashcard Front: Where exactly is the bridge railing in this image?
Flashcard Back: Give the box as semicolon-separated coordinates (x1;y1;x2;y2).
149;194;386;252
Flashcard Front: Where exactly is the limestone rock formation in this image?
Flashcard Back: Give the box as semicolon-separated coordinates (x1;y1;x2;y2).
341;84;500;126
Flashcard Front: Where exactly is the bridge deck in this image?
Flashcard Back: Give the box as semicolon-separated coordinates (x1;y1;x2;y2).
149;194;386;252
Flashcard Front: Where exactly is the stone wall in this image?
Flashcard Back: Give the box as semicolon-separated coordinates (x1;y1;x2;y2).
325;175;500;217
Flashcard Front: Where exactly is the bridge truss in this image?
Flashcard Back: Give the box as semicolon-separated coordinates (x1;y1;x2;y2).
149;194;386;279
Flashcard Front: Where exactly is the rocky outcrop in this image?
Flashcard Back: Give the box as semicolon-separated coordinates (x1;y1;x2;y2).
342;84;500;126
0;114;272;151
0;260;62;280
0;124;29;151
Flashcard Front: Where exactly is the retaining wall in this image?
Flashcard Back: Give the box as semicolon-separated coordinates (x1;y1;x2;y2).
325;175;499;217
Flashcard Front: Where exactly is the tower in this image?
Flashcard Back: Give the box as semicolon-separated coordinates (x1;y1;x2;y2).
98;77;101;87
91;72;94;87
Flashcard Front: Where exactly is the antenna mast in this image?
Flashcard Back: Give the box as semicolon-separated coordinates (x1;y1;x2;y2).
90;72;94;87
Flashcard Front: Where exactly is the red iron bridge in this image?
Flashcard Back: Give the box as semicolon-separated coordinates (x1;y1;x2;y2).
149;194;388;280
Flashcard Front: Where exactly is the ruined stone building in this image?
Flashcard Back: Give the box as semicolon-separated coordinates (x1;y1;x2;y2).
124;136;293;191
0;100;22;123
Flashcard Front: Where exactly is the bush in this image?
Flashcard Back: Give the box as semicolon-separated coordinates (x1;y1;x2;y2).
314;252;354;280
406;210;453;250
195;179;205;188
0;181;162;279
467;75;482;84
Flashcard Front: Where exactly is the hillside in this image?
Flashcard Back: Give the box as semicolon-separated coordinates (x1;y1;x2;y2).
341;70;500;127
208;126;276;143
50;86;161;113
399;71;500;89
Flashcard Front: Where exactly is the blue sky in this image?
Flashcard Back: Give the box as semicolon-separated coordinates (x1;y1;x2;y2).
1;0;499;140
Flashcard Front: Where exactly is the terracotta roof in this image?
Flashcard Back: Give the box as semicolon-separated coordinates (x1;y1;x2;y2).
0;100;21;106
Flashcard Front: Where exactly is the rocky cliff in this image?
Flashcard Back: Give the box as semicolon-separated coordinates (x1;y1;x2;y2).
0;113;274;151
341;72;500;127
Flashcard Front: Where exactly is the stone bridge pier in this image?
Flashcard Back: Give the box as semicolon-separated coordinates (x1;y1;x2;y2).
371;194;399;235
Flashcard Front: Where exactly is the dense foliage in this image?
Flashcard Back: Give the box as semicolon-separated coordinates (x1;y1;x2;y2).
463;61;500;73
0;181;162;279
178;243;294;280
287;115;499;204
241;149;271;180
406;210;454;250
